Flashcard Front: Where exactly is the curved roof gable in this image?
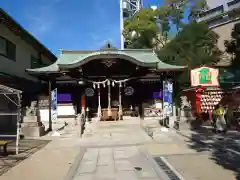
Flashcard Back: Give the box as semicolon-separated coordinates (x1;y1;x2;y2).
57;50;159;68
26;48;186;74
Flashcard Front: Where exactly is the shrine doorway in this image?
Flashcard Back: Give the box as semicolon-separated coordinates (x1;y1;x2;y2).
84;78;140;120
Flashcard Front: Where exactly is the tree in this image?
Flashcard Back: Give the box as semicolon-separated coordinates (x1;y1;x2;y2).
158;22;222;84
123;0;207;49
123;8;159;49
225;23;240;67
164;0;208;21
123;6;174;49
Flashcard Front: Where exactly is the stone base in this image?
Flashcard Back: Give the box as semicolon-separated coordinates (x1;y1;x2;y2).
23;116;40;123
21;126;45;137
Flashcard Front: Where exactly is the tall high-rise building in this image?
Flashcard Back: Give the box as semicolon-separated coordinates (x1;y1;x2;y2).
120;0;143;49
122;0;143;19
198;0;240;27
205;0;230;9
198;0;240;67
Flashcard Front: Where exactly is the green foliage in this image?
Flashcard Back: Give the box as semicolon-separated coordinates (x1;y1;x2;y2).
123;8;159;49
159;22;221;65
123;7;173;49
123;0;221;85
225;23;240;67
123;0;207;49
158;22;222;84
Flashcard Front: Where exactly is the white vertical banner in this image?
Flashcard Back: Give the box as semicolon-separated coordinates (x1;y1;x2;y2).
51;88;58;122
163;80;173;116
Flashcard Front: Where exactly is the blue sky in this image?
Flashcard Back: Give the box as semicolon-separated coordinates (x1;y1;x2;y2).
1;0;184;55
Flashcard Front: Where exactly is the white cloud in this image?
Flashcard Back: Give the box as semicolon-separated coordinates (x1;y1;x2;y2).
25;1;60;38
27;15;54;36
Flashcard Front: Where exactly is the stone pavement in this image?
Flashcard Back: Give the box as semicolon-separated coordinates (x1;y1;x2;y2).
71;118;175;180
176;127;240;154
142;130;238;180
73;147;168;180
0;136;85;180
140;119;240;180
79;118;152;147
71;118;238;180
1;117;239;180
164;153;237;180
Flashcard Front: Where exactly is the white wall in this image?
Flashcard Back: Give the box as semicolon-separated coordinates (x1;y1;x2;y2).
0;24;54;81
206;0;230;9
211;20;240;51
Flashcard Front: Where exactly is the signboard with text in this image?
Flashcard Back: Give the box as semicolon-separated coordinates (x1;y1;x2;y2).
190;66;219;87
163;80;173;116
51;88;58;122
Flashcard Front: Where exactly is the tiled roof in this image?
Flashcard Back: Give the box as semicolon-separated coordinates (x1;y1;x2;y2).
26;48;186;73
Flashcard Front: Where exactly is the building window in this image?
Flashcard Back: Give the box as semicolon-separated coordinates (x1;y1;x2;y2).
0;36;16;61
0;37;7;56
31;55;45;69
31;55;39;69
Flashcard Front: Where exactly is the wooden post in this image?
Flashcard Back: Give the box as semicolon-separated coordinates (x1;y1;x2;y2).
118;82;122;120
48;81;52;131
81;94;86;118
107;80;112;117
16;93;21;155
97;84;101;120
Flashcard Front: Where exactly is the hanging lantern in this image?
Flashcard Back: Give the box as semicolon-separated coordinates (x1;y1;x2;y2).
112;81;115;87
93;83;96;89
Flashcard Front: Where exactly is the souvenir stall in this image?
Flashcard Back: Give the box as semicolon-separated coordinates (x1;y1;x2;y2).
200;87;223;113
183;66;220;120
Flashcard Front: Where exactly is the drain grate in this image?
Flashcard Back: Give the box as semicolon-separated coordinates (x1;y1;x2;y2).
154;157;181;180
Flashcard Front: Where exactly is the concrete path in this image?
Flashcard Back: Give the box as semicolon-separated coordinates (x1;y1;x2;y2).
1;118;239;180
141;119;239;180
73;147;165;180
71;118;175;180
80;118;152;147
0;136;85;180
164;153;237;180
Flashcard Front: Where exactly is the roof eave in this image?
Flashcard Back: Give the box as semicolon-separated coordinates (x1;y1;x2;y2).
25;70;57;75
154;64;187;71
154;67;187;72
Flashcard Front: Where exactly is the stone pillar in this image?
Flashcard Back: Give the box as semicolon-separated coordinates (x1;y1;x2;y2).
173;105;176;116
86;107;90;123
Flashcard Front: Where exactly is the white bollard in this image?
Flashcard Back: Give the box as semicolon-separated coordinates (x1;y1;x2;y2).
173;105;176;117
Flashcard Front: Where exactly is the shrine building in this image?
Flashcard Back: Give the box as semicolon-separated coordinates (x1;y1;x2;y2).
26;42;185;121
